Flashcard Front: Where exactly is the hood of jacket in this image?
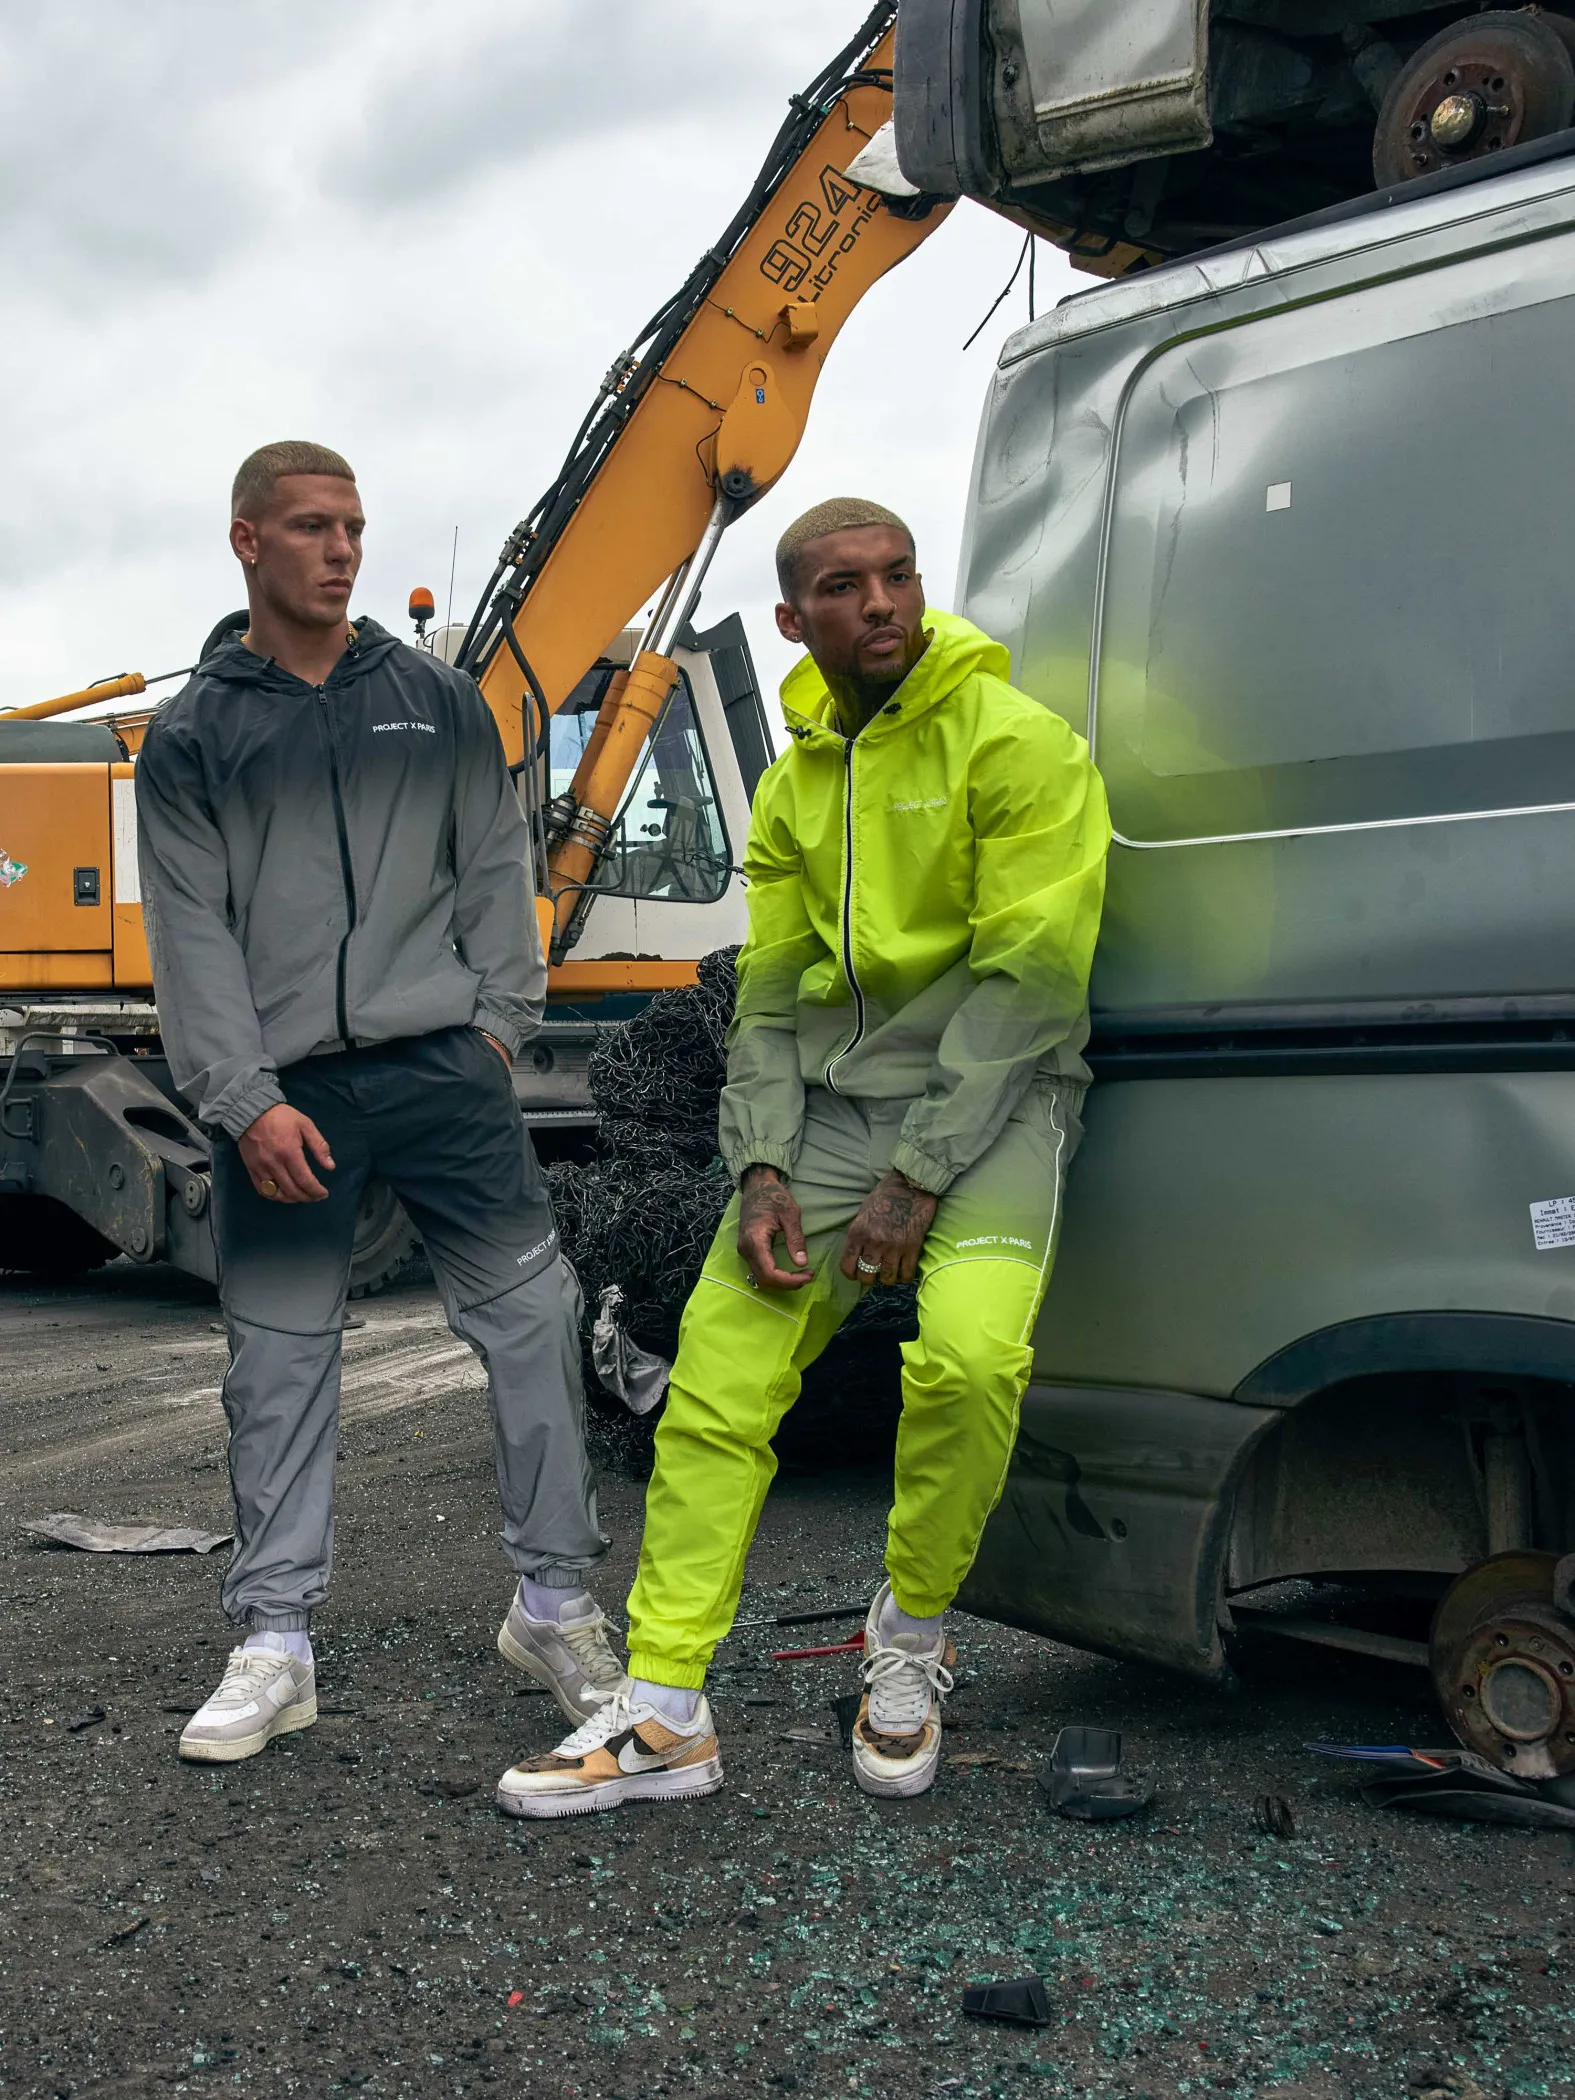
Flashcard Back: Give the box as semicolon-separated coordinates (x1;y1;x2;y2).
195;615;405;691
778;608;1013;746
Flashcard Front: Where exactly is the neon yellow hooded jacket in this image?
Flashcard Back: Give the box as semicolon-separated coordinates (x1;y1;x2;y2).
719;610;1111;1197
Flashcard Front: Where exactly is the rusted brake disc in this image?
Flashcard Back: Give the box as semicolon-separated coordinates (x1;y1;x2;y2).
1431;1549;1575;1779
1373;9;1575;187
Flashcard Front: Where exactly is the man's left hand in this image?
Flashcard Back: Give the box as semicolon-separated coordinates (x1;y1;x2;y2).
480;1031;512;1068
841;1169;938;1287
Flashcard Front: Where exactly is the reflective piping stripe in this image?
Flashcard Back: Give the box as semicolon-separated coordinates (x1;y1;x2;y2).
695;1275;801;1324
1017;1096;1067;1347
825;736;865;1095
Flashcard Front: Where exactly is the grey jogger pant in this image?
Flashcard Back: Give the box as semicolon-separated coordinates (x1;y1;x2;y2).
210;1025;605;1630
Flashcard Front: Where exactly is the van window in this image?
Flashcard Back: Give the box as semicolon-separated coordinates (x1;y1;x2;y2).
1094;240;1575;841
548;671;732;901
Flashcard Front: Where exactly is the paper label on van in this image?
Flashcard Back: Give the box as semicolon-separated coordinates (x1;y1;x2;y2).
1530;1198;1575;1250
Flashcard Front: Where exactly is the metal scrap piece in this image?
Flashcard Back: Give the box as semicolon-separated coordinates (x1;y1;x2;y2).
1040;1726;1155;1821
22;1513;232;1555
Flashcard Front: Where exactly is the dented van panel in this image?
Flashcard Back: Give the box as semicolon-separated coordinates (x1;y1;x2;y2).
956;160;1575;1675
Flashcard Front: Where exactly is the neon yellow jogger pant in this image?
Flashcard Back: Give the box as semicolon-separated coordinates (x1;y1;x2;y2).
624;1078;1083;1691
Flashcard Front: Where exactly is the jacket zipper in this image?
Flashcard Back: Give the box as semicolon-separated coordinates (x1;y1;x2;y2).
317;688;358;1044
824;735;865;1095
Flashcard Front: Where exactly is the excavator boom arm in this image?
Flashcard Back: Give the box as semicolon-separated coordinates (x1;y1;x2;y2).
459;4;949;949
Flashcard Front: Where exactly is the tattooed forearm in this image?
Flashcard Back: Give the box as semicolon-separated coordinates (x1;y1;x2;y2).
841;1169;939;1287
856;1173;934;1243
737;1165;813;1290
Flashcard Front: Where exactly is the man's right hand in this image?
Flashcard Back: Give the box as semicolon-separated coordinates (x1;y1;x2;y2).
238;1104;336;1204
737;1164;813;1290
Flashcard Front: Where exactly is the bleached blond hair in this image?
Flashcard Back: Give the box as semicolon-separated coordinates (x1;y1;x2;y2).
774;496;914;599
231;440;356;520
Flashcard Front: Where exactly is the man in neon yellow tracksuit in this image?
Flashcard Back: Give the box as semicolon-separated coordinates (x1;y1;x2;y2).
496;497;1110;1820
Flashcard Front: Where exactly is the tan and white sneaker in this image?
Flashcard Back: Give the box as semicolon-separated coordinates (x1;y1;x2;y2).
496;1688;723;1820
178;1643;317;1764
497;1591;627;1725
851;1581;954;1799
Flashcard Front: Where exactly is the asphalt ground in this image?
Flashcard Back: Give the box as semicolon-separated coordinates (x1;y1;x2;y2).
0;1262;1570;2100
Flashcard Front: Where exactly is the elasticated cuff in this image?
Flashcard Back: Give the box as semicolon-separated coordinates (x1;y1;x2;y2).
244;1609;312;1633
887;1581;954;1620
722;1141;798;1186
472;1011;525;1059
626;1651;708;1693
888;1138;957;1198
517;1564;592;1589
213;1075;288;1142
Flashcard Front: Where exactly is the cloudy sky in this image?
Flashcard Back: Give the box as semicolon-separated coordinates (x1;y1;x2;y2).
1;0;1078;720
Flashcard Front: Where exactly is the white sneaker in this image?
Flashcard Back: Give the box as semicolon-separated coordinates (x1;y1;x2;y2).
497;1590;626;1725
178;1644;317;1764
496;1688;723;1820
851;1580;954;1799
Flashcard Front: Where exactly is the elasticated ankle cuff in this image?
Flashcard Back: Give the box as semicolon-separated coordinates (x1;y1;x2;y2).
626;1651;707;1692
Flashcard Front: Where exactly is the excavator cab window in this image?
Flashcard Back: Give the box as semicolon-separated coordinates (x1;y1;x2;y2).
548;670;731;903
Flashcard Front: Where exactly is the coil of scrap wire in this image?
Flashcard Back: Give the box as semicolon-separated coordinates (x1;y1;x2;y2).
547;945;917;1367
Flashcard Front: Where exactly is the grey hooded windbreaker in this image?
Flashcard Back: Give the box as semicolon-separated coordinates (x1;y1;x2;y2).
135;619;544;1140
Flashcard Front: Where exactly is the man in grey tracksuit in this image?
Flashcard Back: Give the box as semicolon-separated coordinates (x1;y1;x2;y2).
136;439;626;1764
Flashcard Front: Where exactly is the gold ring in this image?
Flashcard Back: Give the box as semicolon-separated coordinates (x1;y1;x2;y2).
259;1178;280;1198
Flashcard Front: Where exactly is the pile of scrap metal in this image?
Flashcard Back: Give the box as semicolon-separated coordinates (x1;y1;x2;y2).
553;946;917;1411
548;948;738;1362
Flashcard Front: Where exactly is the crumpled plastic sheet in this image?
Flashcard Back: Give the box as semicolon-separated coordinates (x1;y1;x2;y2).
22;1512;232;1555
590;1284;671;1416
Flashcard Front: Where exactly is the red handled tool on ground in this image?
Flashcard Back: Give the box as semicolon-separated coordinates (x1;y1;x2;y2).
771;1634;866;1662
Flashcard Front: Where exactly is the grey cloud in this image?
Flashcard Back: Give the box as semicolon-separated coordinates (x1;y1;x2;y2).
326;0;763;208
0;1;1037;718
0;4;365;300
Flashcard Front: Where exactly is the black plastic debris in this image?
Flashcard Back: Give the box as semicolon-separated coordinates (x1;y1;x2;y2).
1307;1742;1575;1830
962;1975;1053;2028
831;1691;862;1752
1255;1792;1296;1837
1040;1726;1155;1821
66;1706;105;1733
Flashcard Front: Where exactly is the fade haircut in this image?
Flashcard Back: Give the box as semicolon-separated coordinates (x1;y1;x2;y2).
775;496;915;600
231;440;356;521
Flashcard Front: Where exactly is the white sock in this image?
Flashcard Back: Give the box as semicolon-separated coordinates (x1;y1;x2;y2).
877;1590;943;1647
245;1628;313;1665
518;1577;593;1623
632;1677;700;1726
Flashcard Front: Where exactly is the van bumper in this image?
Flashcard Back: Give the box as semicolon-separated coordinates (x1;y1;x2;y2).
958;1380;1277;1681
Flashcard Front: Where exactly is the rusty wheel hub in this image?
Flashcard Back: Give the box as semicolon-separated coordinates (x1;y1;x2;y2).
1373;10;1575;187
1432;1550;1575;1779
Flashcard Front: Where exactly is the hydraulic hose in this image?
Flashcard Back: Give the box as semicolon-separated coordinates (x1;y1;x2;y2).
456;0;899;684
